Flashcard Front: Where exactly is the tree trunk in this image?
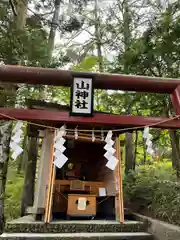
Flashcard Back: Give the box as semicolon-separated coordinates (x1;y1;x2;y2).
40;0;61;99
16;157;22;175
143;139;147;164
0;122;12;232
169;129;180;179
0;85;16;231
121;1;135;174
125;132;134;174
17;135;28;174
133;131;138;169
21;136;39;216
94;0;103;72
163;99;180;177
14;0;28;30
47;0;61;61
122;2;131;54
94;0;103;111
0;1;28;229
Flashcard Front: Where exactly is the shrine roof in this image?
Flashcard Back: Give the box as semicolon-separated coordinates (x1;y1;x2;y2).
27;99;113;115
26;99;129;132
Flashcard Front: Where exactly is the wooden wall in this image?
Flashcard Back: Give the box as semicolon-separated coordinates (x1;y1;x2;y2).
96;157;116;196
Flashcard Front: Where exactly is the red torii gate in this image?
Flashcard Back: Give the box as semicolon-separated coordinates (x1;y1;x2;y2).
1;65;180;224
0;65;180;128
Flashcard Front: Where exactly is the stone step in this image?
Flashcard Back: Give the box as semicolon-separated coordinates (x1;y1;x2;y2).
0;232;154;240
5;219;148;233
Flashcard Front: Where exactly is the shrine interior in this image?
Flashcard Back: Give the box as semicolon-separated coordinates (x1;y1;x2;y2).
53;138;116;220
56;140;105;181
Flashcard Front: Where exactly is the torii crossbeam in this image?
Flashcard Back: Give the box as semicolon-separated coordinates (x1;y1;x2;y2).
0;65;180;129
0;108;180;129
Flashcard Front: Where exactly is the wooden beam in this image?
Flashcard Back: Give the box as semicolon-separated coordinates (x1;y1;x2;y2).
65;134;104;143
0;65;180;93
0;108;180;129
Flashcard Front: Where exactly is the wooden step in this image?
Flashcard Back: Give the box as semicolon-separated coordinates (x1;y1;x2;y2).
0;232;154;239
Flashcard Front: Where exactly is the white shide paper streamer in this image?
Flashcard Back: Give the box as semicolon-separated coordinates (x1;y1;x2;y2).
104;130;118;171
143;127;154;156
10;121;23;160
53;125;68;169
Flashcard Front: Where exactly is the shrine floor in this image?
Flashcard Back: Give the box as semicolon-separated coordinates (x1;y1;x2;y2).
0;215;154;239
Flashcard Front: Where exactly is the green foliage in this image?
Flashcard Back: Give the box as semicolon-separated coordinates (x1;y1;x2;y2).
124;162;180;225
0;8;48;65
4;167;24;221
72;55;99;72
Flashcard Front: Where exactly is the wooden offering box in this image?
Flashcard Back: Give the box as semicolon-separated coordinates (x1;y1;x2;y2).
67;194;96;217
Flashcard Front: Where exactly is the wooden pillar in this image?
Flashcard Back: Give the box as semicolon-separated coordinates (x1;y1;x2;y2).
44;131;56;223
170;86;180;178
171;85;180;115
27;129;54;218
33;129;54;212
115;136;124;223
21;132;39;216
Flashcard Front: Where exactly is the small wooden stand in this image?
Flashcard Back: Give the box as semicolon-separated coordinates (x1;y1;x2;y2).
67;194;96;218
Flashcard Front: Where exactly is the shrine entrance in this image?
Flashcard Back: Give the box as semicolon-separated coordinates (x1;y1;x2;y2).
53;138;117;220
23;100;124;224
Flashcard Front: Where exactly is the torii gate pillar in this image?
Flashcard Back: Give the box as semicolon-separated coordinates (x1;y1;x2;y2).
171;85;180;115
